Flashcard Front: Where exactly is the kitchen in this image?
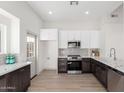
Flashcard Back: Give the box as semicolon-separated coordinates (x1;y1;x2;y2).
0;0;124;92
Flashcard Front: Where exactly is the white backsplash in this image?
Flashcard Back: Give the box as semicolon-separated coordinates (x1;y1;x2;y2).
59;48;90;57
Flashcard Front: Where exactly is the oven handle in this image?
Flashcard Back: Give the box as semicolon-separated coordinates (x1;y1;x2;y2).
68;62;72;64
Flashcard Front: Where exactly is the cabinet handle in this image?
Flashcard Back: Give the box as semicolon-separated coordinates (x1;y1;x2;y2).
68;62;72;64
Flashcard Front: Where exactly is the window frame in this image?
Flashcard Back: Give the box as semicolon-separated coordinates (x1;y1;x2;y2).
0;24;7;54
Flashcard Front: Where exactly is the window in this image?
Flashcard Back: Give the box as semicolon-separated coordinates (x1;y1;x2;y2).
27;34;36;58
0;24;7;54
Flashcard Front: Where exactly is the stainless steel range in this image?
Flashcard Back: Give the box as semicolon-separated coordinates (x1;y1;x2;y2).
67;55;82;74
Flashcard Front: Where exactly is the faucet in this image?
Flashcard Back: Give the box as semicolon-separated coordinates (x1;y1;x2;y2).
110;48;116;60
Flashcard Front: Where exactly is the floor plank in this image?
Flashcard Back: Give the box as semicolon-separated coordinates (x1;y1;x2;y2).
28;70;106;92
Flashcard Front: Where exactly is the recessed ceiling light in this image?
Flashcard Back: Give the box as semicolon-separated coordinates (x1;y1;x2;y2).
85;11;89;15
48;11;53;15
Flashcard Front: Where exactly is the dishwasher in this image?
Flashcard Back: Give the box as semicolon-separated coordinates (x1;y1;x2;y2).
108;69;124;92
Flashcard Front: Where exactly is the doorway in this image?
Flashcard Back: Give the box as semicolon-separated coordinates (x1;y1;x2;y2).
26;33;37;78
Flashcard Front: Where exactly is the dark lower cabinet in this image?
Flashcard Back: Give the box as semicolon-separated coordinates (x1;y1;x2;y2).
0;65;30;92
6;70;20;92
82;58;91;73
100;66;108;88
91;59;96;74
91;59;108;88
58;58;67;73
19;65;30;91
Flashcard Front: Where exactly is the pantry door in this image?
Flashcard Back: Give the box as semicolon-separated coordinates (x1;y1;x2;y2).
27;33;37;78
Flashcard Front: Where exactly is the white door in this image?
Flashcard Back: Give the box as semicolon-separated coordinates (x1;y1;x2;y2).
27;34;37;78
44;41;58;70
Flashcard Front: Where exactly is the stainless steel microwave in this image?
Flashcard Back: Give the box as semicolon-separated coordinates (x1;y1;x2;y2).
68;41;81;48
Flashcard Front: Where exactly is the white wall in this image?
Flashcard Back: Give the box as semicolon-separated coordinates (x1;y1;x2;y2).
100;5;124;60
0;2;44;74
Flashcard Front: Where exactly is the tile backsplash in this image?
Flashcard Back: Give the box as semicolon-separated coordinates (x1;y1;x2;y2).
59;48;90;57
0;54;6;65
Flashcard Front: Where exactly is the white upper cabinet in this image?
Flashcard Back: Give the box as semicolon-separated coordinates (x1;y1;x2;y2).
67;31;81;41
90;31;100;48
40;29;58;40
58;30;100;49
80;31;90;48
59;31;68;48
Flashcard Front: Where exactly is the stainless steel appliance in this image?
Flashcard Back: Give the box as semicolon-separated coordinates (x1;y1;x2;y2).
68;41;81;48
67;55;82;74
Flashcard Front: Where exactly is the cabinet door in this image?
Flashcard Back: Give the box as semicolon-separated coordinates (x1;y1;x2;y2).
82;58;91;73
19;65;30;92
6;70;20;92
67;31;81;41
59;31;68;48
0;75;7;92
58;58;67;73
91;59;96;75
100;66;108;88
95;64;101;80
81;31;90;48
90;31;100;48
40;29;58;40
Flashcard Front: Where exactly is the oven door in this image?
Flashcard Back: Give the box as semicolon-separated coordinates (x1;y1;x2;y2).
67;61;82;74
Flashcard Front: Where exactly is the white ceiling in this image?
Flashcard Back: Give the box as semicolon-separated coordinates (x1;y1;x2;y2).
28;1;122;23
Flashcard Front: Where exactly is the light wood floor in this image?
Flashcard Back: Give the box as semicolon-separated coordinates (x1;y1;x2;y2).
28;70;106;92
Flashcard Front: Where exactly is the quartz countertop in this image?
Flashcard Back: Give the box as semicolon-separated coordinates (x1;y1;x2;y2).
92;57;124;74
0;61;32;76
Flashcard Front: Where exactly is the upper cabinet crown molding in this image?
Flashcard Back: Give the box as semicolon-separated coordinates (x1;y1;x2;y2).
40;29;58;41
